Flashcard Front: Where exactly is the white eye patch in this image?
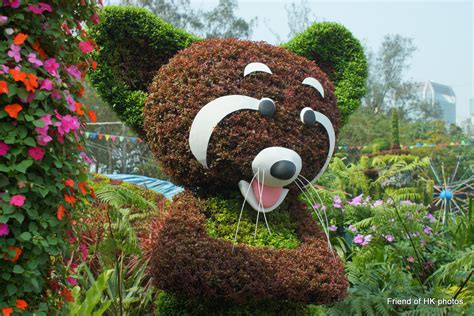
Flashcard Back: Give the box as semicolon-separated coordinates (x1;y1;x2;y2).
302;77;325;98
299;107;335;185
244;62;272;77
189;95;260;168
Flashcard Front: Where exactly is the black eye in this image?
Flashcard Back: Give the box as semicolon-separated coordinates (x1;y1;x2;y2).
300;107;316;125
258;98;276;117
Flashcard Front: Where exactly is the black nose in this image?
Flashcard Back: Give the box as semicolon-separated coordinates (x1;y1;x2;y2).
270;160;296;180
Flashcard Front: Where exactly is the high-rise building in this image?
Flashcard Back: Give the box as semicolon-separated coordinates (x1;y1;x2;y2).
461;98;474;136
420;81;456;125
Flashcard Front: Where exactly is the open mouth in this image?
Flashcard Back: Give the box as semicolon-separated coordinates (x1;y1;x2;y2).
238;179;289;213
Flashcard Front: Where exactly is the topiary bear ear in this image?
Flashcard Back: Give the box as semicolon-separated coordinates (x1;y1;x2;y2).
283;22;368;125
89;6;199;134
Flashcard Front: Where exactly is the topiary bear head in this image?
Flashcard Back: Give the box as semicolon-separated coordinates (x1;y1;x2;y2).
91;6;367;212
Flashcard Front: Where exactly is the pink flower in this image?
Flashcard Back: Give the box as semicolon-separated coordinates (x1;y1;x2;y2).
51;90;62;100
9;194;25;207
423;226;433;236
353;234;364;245
28;53;43;67
349;194;363;206
0;141;10;156
313;203;321;209
348;224;357;232
385;234;394;242
66;65;81;80
79;40;94;53
0;223;9;236
3;0;21;8
362;234;372;245
0;65;9;75
373;199;384;207
40;78;53;91
66;94;75;111
80;243;88;261
7;44;21;63
90;12;100;25
28;147;45;160
36;114;53;146
36;134;52;146
333;195;342;208
407;256;415;263
66;276;78;286
329;225;337;232
400;200;414;205
80;152;94;164
55;113;80;136
27;2;52;14
44;58;59;76
0;16;8;26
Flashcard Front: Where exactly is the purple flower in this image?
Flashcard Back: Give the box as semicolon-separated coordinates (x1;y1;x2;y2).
426;213;436;223
313;203;321;210
321;205;327;212
349;194;363;206
373;199;384;207
333;195;342;208
66;65;81;80
400;200;414;205
353;234;365;245
362;234;372;245
423;226;433;236
329;225;337;232
348;224;357;232
0;223;9;236
28;53;43;67
0;16;8;25
385;234;394;242
7;44;21;62
0;65;9;75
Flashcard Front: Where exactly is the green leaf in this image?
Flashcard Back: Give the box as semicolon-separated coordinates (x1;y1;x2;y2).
7;283;17;295
14;159;33;173
13;265;24;274
19;231;32;241
23;137;36;146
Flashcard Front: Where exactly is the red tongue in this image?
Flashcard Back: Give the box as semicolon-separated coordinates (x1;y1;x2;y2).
251;180;283;208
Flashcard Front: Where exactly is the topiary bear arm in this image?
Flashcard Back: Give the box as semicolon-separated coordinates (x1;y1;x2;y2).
89;6;199;135
283;22;368;125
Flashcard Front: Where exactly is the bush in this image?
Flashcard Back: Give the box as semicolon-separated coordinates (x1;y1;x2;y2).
283;22;368;125
89;6;198;134
0;1;98;313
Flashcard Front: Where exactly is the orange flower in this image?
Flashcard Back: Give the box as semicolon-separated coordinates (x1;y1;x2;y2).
0;81;8;95
13;33;28;45
4;246;22;263
74;102;84;115
5;104;23;119
15;299;28;311
78;85;85;97
64;194;76;206
9;69;26;82
78;182;88;195
92;61;97;70
61;287;74;302
87;110;97;123
2;307;13;316
22;73;38;93
64;179;75;188
57;205;65;220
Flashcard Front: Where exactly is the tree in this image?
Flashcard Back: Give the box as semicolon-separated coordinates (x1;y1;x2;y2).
286;0;315;38
391;109;401;149
363;35;416;113
121;0;256;39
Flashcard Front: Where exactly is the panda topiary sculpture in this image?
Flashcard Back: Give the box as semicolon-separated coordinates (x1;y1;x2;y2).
91;6;367;314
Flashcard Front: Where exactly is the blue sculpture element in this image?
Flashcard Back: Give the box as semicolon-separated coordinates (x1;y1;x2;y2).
439;190;453;200
106;174;183;199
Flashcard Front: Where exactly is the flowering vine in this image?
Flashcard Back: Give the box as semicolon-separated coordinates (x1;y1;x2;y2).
0;0;100;313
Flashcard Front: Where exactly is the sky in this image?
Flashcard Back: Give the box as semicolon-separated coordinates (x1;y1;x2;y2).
189;0;473;122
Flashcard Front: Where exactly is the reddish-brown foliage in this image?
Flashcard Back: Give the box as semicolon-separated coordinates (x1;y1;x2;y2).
146;192;347;305
145;38;340;194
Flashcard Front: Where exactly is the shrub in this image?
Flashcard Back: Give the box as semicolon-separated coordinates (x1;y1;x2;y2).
283;22;368;125
0;1;99;312
146;191;347;305
89;6;198;134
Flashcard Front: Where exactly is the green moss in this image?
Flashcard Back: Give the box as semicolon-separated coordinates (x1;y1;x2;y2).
204;196;300;249
283;22;368;125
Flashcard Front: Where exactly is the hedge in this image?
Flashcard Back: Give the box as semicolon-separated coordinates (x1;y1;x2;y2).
283;22;368;125
89;6;198;134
